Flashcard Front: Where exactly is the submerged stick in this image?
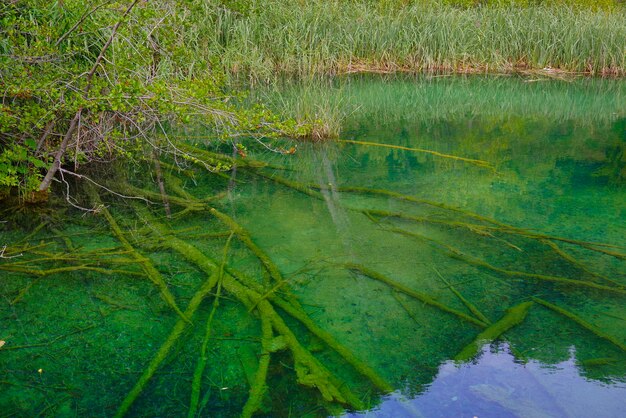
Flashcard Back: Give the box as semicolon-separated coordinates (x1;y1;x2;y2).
433;266;491;325
15;221;48;245
115;271;220;418
534;236;625;260
162;170;197;201
346;263;487;328
51;228;76;252
532;298;626;353
365;209;501;235
454;301;533;362
120;183;207;212
389;228;626;296
308;184;625;258
254;171;323;199
392;291;423;327
86;185;187;318
338;139;494;170
319;186;507;227
0;265;142;277
209;208;291;296
188;234;233;418
88;189;188;322
540;239;624;288
10;279;41;305
2;324;96;351
208;208;277;281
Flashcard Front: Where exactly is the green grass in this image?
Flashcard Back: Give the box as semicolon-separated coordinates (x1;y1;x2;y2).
198;1;626;81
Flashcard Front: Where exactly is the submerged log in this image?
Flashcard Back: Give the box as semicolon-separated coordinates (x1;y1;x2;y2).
115;271;220;418
133;209;392;408
209;207;283;287
337;139;494;170
454;301;533;362
188;234;233;418
240;314;273;418
389;228;626;296
86;186;188;322
532;297;626;353
540;239;624;288
346;263;488;328
433;267;491;325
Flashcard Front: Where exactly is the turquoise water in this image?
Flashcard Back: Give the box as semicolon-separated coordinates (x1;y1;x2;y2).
1;75;625;417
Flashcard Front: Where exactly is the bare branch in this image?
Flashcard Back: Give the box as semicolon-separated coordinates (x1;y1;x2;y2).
39;0;142;192
59;168;153;204
55;1;114;47
0;245;22;259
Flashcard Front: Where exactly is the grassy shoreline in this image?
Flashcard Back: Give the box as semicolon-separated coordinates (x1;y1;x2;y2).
200;2;626;82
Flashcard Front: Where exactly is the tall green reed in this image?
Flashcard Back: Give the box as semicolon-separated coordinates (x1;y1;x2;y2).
193;1;626;82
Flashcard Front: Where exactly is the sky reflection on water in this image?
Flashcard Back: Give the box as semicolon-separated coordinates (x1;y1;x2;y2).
346;343;626;418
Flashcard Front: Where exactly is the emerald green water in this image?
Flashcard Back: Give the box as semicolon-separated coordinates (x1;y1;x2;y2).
1;76;625;417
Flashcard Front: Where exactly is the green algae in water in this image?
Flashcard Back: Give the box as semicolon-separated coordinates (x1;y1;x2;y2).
1;75;626;417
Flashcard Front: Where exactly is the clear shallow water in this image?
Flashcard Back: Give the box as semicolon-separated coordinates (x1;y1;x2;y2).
1;75;625;417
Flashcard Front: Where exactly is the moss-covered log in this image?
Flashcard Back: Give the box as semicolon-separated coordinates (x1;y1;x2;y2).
389;228;626;296
240;313;272;418
115;271;220;418
133;209;392;404
347;263;488;328
86;186;188;322
454;301;533;362
188;233;233;418
433;267;491;325
532;298;626;353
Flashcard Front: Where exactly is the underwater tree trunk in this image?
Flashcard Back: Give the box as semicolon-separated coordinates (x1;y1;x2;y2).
454;301;533;362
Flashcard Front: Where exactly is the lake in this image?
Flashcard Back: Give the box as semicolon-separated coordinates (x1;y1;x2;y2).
1;75;625;417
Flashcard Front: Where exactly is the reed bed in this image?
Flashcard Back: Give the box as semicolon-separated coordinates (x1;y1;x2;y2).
198;1;626;81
